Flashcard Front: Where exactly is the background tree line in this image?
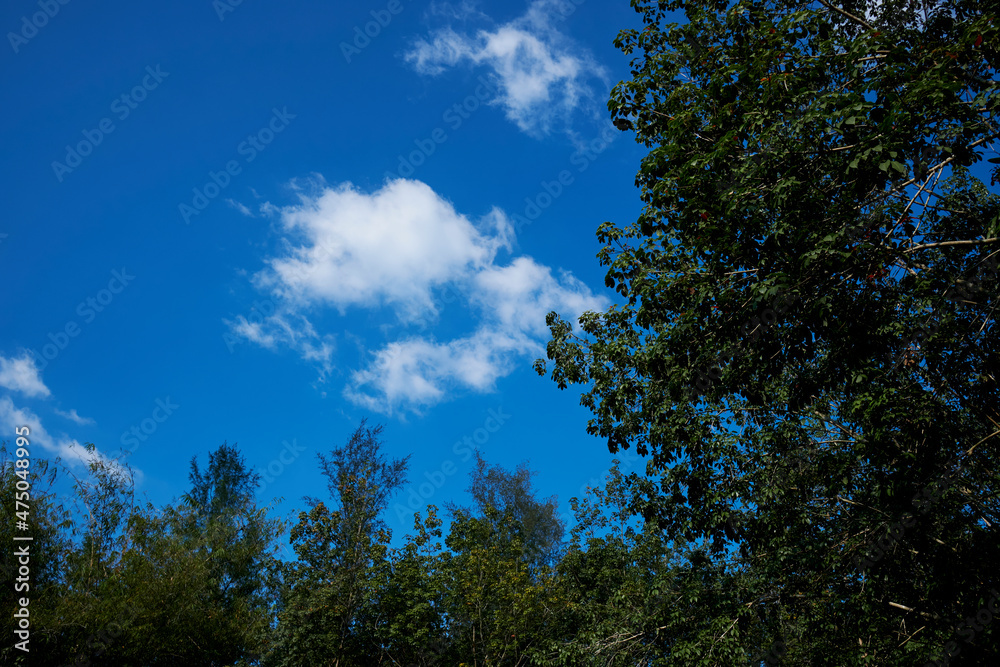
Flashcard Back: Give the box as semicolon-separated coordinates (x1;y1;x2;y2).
1;422;755;666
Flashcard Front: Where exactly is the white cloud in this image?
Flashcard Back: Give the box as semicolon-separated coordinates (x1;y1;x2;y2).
0;359;137;484
232;178;606;414
344;328;536;415
404;0;607;137
0;397;103;468
255;178;512;321
54;408;95;426
229;317;278;349
226;198;254;217
470;256;601;338
0;352;50;398
224;310;336;380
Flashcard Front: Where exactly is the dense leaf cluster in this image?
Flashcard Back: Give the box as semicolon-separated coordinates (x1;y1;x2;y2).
538;0;999;664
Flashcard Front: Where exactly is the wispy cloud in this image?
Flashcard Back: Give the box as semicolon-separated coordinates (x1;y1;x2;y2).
226;198;254;217
224;310;336;380
0;352;50;398
404;0;608;138
0;353;135;479
54;407;95;425
231;177;606;415
0;397;104;468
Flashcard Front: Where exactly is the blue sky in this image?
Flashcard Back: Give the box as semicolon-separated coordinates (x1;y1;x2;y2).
0;0;658;548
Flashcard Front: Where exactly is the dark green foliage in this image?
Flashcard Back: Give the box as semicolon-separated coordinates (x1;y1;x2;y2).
8;442;281;667
449;449;566;573
0;431;774;666
182;442;278;615
537;0;1000;664
262;420;410;667
0;443;70;667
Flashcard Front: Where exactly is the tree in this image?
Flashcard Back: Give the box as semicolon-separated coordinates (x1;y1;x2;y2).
180;442;282;620
538;0;999;663
448;450;566;573
175;442;285;662
0;442;71;666
438;503;559;666
264;420;409;666
374;507;449;666
538;460;751;666
18;442;281;667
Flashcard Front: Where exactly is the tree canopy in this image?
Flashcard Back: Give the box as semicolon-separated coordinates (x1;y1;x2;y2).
538;0;999;663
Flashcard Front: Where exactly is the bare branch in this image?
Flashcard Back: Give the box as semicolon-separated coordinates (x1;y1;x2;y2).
903;238;999;254
817;0;875;31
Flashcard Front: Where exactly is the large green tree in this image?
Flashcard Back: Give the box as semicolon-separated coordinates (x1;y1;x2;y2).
538;460;750;666
263;420;409;667
180;442;282;625
435;503;557;665
538;0;999;664
374;507;449;666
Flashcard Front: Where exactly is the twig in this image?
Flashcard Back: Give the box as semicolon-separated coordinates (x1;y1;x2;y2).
817;1;875;31
903;237;999;254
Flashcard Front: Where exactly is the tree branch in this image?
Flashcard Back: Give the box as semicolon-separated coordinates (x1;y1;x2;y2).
817;0;875;31
903;238;999;254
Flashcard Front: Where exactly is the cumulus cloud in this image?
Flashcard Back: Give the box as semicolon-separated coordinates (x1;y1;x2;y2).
343;331;521;413
404;0;607;137
470;256;601;338
231;177;606;415
345;257;602;415
256;178;512;320
0;352;50;398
